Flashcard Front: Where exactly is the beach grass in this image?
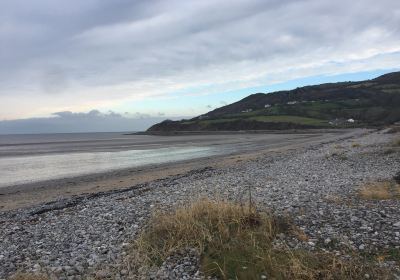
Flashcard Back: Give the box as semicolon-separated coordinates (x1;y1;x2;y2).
358;181;400;200
351;142;361;148
8;273;50;280
129;199;390;279
393;138;400;147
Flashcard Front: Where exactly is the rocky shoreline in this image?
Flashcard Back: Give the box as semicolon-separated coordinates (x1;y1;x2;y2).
1;129;399;279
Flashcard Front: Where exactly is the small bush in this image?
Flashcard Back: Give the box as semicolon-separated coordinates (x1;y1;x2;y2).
358;181;400;200
329;152;348;160
130;199;391;280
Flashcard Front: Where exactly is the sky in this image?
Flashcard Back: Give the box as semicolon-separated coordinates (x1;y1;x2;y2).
0;0;400;133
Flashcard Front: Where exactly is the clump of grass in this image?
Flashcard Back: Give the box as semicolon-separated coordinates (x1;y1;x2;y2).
130;199;390;280
392;138;400;147
8;273;50;280
328;151;348;160
358;181;400;200
363;248;400;265
130;199;279;267
324;194;344;204
351;142;361;148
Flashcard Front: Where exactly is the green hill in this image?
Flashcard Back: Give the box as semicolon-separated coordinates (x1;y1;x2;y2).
148;71;400;132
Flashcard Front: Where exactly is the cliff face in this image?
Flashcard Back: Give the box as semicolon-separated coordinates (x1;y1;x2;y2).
148;71;400;132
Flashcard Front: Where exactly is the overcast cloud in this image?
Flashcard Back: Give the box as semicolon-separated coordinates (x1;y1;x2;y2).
0;0;400;130
0;110;180;134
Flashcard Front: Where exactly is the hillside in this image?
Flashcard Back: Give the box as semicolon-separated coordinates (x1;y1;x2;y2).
148;71;400;132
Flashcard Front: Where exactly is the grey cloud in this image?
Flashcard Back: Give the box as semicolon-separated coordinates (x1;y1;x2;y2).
52;110;118;118
0;110;180;134
0;0;400;115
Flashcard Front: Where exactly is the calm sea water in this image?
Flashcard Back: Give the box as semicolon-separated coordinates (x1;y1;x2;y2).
0;131;325;188
0;132;221;188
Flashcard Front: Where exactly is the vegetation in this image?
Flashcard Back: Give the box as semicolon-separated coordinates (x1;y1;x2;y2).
393;138;400;147
8;273;50;280
351;142;361;148
249;115;328;126
129;199;391;279
148;71;400;132
358;181;400;200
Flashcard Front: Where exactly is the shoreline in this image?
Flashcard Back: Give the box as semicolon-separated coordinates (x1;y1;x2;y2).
0;129;364;211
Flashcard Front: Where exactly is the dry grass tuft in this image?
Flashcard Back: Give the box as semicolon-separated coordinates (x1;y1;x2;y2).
130;199;278;268
129;199;391;280
8;273;50;280
324;194;343;204
328;151;348;161
393;138;400;147
351;142;361;148
358;181;400;200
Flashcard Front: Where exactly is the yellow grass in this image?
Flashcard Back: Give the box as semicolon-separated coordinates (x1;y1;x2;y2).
8;273;50;280
358;181;400;200
129;199;390;280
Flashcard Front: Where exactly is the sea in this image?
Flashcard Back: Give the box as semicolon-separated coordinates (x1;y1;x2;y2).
0;131;324;189
0;132;223;188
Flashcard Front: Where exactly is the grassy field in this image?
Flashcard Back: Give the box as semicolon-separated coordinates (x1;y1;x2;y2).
249;115;328;126
184;115;329;127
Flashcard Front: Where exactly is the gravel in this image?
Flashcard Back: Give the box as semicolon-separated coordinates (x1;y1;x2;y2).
0;130;399;279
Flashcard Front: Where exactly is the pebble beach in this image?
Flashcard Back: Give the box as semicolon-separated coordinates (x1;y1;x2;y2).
1;129;399;279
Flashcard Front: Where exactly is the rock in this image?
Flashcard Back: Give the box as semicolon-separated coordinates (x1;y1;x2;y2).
95;270;111;278
394;172;400;184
